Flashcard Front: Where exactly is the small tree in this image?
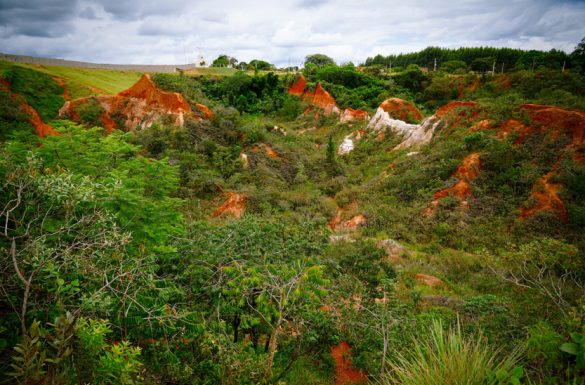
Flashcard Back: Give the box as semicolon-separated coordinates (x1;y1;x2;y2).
305;54;336;68
326;135;335;164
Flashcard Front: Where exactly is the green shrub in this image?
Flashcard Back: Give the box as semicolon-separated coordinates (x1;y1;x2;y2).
386;320;523;385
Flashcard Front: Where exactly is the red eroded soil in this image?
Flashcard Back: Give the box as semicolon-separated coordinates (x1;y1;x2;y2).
340;108;369;123
195;103;214;119
288;74;307;97
21;101;59;138
288;75;339;116
212;192;246;219
52;77;70;100
60;74;207;131
435;101;479;118
0;78;58;138
415;273;445;288
311;83;338;113
520;171;568;222
519;104;585;146
329;202;367;231
424;152;481;215
379;98;422;123
331;341;366;385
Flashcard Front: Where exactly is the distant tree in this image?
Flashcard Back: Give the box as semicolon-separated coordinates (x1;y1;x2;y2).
247;59;274;71
441;60;468;74
211;54;231;67
305;54;336;67
471;57;494;73
570;37;585;72
229;56;239;68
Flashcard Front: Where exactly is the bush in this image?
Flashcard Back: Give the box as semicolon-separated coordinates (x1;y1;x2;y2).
386;320;523;385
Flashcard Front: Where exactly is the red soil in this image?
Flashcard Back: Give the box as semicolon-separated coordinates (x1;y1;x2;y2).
60;74;207;131
52;77;70;100
424;152;481;215
331;341;366;385
288;75;339;116
251;143;285;159
212;192;246;219
435;101;479;118
311;83;338;114
340;108;370;123
21;101;59;138
519;104;585;146
288;74;307;97
520;171;568;223
415;273;446;288
379;98;422;122
0;78;58;138
329;202;367;231
195;103;214;119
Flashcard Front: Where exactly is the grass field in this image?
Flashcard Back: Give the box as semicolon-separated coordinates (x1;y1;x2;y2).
0;61;142;98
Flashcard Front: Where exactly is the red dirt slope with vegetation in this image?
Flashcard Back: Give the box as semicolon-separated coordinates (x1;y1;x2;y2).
425;152;481;215
331;341;366;385
379;98;422;123
212;192;247;219
60;73;206;132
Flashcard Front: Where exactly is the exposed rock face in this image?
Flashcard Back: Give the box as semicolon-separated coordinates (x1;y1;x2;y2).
424;152;481;215
379;98;422;122
340;107;370;124
368;100;481;150
212;192;246;219
59;73;206;132
338;130;367;155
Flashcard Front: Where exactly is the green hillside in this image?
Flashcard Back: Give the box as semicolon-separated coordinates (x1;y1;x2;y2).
1;51;584;385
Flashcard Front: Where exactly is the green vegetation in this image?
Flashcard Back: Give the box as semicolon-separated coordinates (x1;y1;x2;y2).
1;43;585;385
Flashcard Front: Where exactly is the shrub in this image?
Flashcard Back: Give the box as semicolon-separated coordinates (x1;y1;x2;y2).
386;320;523;385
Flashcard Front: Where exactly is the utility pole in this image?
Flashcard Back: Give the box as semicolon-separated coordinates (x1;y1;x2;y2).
501;62;504;74
434;57;437;71
492;60;496;77
562;60;566;73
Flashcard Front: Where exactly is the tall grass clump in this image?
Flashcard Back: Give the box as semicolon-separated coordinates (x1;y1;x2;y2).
386;320;523;385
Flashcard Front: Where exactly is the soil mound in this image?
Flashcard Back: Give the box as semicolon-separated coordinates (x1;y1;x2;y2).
212;192;246;219
379;98;422;123
60;74;207;132
415;273;446;288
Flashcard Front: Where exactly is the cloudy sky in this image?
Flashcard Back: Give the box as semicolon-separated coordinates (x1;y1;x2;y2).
1;0;584;66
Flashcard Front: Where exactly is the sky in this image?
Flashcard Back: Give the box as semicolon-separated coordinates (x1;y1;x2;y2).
1;0;585;67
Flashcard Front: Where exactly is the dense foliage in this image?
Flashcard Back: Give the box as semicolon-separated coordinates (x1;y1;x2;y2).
0;48;584;385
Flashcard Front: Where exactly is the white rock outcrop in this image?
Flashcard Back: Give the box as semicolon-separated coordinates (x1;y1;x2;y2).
367;107;442;150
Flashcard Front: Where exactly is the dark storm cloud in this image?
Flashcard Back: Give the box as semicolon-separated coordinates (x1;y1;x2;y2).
0;0;79;37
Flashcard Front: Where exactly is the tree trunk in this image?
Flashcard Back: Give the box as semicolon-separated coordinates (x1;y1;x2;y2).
264;318;281;382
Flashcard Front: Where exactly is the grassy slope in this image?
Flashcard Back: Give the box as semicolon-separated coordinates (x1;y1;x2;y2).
0;61;142;98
